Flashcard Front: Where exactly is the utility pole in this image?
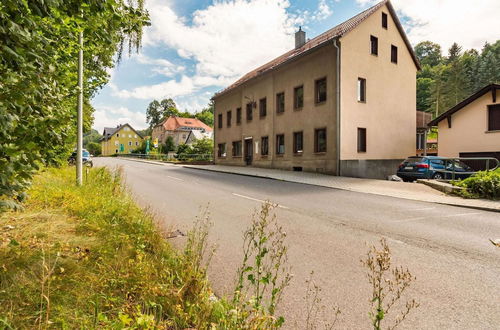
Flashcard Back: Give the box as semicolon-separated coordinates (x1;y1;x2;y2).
76;29;83;185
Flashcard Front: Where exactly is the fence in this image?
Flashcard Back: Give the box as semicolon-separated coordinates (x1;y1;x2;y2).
428;157;499;180
117;153;214;163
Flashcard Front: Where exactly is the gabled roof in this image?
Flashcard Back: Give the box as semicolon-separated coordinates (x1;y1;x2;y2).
428;84;500;127
159;116;213;132
213;0;420;99
100;123;143;141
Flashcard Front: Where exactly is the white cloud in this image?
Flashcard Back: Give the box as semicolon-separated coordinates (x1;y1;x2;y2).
93;105;148;133
134;54;185;77
313;0;334;21
357;0;500;51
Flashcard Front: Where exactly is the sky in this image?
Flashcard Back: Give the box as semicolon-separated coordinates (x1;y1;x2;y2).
91;0;500;133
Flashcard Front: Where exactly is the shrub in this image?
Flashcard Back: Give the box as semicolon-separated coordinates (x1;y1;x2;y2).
453;168;500;199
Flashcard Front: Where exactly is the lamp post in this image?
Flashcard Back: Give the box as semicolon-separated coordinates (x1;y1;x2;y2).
76;29;83;185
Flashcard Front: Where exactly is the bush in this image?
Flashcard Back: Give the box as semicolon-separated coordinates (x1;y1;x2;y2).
453;168;500;199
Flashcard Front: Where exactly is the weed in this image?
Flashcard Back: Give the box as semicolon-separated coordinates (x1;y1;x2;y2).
361;238;419;330
303;271;341;330
231;202;292;329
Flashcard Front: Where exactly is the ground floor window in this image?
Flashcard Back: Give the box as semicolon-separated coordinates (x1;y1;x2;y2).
276;134;285;155
218;143;226;157
261;136;269;156
357;128;367;152
232;141;242;157
293;131;303;153
315;128;327;152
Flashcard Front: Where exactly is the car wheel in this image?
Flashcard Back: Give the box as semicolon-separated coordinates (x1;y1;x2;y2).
432;173;443;180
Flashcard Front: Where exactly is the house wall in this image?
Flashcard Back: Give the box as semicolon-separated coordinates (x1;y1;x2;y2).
213;44;338;174
339;4;417;178
437;90;500;157
101;126;143;156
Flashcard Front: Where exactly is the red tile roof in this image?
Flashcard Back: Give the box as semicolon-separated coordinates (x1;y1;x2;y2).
161;116;213;132
213;0;419;99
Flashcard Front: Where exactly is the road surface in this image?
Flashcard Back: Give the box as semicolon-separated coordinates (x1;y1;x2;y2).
95;158;500;329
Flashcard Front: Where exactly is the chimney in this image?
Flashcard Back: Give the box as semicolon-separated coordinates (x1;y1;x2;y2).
295;26;306;49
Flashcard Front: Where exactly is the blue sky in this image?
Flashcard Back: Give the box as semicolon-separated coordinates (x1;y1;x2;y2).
91;0;499;132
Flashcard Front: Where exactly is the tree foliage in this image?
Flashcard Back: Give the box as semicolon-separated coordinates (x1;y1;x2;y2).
415;40;500;116
0;0;150;208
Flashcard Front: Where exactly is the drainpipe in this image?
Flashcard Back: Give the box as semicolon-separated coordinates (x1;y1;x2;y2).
333;39;341;176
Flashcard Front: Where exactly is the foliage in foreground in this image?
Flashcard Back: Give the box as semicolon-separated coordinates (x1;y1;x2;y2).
0;167;222;328
0;0;149;209
453;168;500;200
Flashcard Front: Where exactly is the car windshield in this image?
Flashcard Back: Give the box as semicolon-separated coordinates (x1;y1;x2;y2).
82;151;90;157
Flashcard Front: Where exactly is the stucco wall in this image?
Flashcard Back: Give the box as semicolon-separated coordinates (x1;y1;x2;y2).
339;4;416;162
437;90;500;157
214;44;338;174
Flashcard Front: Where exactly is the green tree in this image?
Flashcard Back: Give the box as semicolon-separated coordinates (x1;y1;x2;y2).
83;129;101;147
446;42;463;64
0;0;149;208
162;136;175;153
86;142;101;156
195;102;214;127
414;41;442;67
146;98;182;128
416;77;433;111
190;138;214;155
428;64;450;118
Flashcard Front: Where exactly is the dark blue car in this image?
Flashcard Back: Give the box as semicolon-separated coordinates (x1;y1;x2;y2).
397;156;474;182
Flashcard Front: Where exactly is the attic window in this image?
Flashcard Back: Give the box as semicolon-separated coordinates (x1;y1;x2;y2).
382;12;388;29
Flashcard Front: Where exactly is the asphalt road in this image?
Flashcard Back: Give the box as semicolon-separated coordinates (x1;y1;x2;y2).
95;158;500;329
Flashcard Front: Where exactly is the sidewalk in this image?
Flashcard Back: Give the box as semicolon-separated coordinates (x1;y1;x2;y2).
182;164;500;212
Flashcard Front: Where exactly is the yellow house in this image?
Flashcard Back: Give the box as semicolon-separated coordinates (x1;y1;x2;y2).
100;123;144;156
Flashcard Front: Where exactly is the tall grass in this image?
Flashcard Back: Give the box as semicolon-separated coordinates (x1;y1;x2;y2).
0;166;221;328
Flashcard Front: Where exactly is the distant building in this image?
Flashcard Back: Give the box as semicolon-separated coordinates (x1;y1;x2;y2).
185;129;214;145
416;110;437;156
100;123;143;156
212;0;419;179
152;116;213;147
428;84;499;169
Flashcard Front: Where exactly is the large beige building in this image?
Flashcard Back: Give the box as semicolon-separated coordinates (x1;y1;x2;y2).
428;84;499;165
212;0;419;179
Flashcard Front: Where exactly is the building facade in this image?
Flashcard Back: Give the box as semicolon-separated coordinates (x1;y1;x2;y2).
100;124;143;156
213;0;418;179
428;84;500;168
152;116;213;147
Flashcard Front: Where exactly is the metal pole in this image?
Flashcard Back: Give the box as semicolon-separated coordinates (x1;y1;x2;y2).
76;29;83;186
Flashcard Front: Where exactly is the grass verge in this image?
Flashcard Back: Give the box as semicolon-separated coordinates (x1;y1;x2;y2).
0;166;225;328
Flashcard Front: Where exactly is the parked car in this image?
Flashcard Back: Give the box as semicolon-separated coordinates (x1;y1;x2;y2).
68;149;93;167
397;156;474;182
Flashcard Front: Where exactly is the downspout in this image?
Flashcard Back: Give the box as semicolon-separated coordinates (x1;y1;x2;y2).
333;39;341;176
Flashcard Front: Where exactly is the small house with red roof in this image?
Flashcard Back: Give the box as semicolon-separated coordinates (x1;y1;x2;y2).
152;116;213;147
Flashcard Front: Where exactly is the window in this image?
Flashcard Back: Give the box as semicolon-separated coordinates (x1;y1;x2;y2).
134;134;137;138
276;134;285;155
232;141;242;157
129;134;132;138
357;78;366;102
236;107;242;124
293;131;303;153
488;104;500;131
416;132;425;150
116;133;119;137
294;85;304;109
259;97;267;117
227;110;232;127
382;12;388;29
370;35;378;55
135;141;139;146
391;45;398;63
128;141;132;146
261;136;269;156
246;102;253;121
218;113;223;129
218;143;226;157
114;141;119;146
276;92;285;113
315;78;327;103
357;128;367;152
314;128;327;153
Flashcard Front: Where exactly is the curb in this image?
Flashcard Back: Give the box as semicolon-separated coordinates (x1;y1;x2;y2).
183;165;500;213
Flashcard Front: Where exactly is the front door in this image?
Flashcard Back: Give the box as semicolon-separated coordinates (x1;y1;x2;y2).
244;139;253;165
